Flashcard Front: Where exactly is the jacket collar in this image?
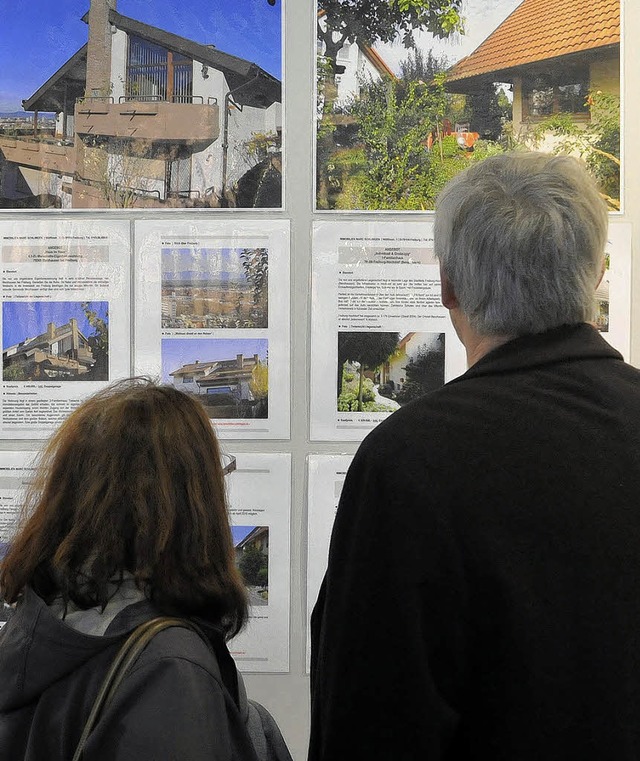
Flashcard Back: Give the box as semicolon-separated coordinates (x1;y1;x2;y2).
451;323;622;384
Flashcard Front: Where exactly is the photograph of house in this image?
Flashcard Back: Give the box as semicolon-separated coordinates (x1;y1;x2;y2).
162;337;268;419
0;0;282;209
316;0;620;210
162;246;268;329
2;301;109;381
232;525;269;606
337;331;445;412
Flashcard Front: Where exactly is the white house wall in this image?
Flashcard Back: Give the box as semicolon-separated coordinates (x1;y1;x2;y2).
17;167;64;199
334;44;382;106
191;64;226;196
225;102;276;188
106;152;165;198
110;28;128;104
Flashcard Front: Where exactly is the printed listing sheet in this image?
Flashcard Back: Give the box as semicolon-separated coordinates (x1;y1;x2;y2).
310;221;466;441
226;452;291;673
598;223;632;360
0;220;131;438
135;220;290;440
0;451;37;628
305;454;353;671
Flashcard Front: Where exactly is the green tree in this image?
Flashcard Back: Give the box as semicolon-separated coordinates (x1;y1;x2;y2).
317;0;464;208
239;545;268;587
396;335;445;403
524;91;620;209
240;247;268;322
350;73;448;208
3;363;26;381
81;303;109;381
399;48;450;88
250;361;268;401
338;332;400;410
318;0;464;77
467;82;511;140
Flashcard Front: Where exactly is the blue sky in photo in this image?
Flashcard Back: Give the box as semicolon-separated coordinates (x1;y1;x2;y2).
161;337;268;380
162;248;251;282
2;301;108;349
0;0;282;112
231;525;257;545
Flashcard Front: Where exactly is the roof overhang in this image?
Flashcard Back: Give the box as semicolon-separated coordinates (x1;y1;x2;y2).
445;44;619;94
85;10;282;108
22;45;88;113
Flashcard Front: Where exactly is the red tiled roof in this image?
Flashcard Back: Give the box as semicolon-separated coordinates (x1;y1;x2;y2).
448;0;620;83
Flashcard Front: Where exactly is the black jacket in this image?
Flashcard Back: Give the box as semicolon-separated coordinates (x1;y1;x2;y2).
0;587;279;760
310;324;640;761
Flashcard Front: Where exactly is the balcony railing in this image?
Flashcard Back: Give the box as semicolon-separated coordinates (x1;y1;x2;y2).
74;97;220;143
0;135;76;174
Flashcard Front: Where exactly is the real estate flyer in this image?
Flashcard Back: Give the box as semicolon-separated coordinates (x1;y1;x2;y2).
135;220;290;440
0;450;37;629
305;454;353;672
310;220;466;441
226;452;291;673
0;219;131;438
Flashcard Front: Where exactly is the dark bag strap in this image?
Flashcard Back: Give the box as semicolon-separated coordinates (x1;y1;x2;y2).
72;616;201;761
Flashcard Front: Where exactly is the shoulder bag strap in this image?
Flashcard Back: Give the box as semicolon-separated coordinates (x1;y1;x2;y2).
72;616;201;761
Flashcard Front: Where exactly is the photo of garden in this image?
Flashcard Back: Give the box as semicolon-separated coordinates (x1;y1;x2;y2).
232;525;269;607
162;246;268;329
337;331;445;413
316;0;620;211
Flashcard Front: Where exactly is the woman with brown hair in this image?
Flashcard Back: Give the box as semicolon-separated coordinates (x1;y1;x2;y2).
0;379;290;760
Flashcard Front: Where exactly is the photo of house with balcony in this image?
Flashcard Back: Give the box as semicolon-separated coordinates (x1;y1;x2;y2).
3;317;97;381
0;0;282;209
166;343;268;419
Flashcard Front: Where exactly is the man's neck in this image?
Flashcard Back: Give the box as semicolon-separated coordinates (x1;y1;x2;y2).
464;333;513;367
449;308;513;368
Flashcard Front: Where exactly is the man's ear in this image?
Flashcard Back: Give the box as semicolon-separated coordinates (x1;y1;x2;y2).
440;265;459;310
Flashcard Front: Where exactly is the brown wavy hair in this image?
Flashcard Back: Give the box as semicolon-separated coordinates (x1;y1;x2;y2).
0;378;247;637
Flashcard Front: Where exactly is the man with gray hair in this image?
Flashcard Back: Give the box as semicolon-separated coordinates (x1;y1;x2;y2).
309;153;640;761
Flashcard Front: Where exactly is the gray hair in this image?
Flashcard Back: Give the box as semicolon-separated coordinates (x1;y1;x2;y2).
434;152;608;336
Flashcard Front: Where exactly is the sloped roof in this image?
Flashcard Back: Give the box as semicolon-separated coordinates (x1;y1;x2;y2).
170;361;219;376
106;11;281;108
23;46;88;112
361;46;395;79
447;0;619;85
24;9;280;113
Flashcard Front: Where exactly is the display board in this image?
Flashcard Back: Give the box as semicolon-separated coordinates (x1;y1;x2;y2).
0;2;638;759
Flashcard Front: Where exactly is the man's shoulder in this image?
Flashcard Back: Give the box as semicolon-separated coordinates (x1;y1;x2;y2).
358;379;477;460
